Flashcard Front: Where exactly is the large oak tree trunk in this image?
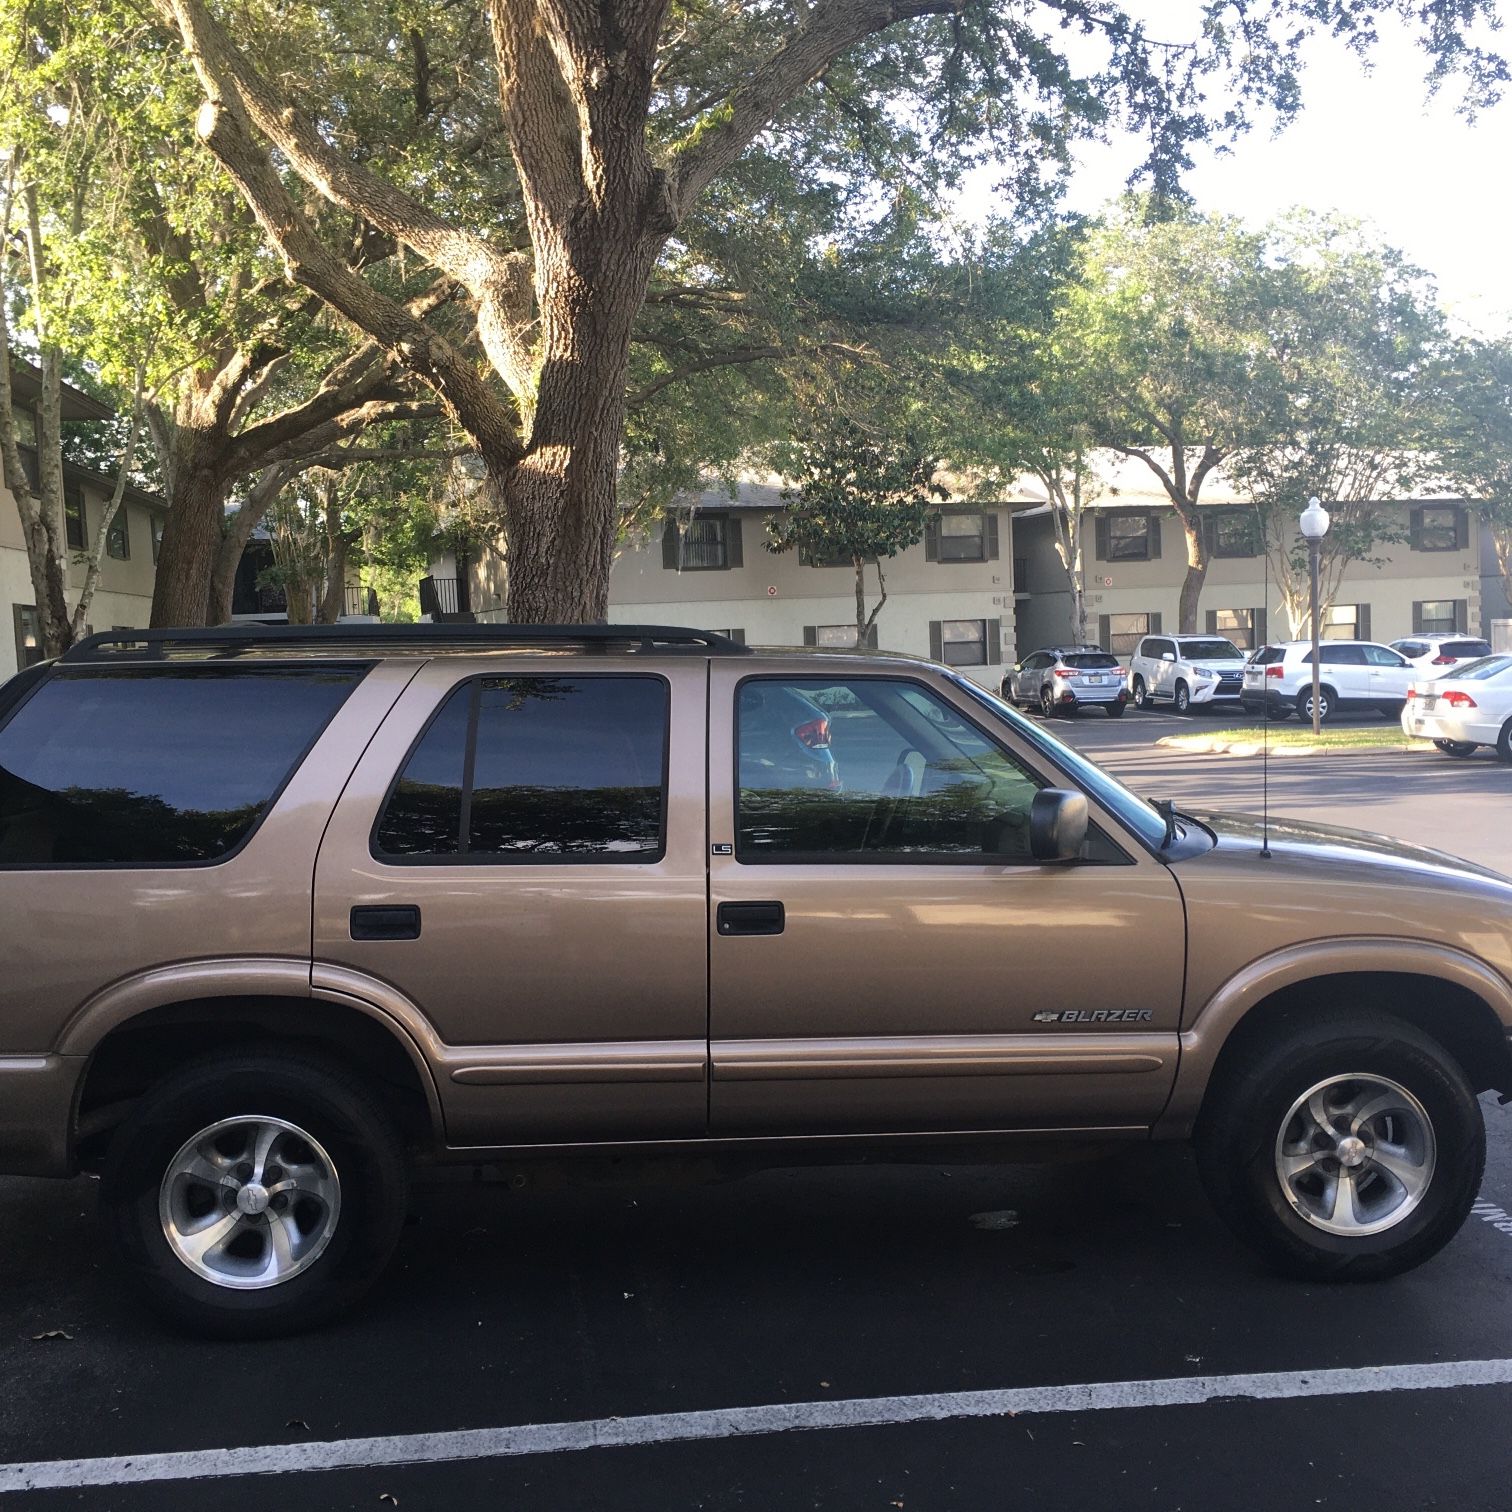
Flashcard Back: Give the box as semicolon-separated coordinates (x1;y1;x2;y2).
496;231;661;623
151;407;229;627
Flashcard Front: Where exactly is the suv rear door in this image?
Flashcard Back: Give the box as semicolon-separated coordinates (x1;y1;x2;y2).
705;660;1184;1136
312;655;709;1146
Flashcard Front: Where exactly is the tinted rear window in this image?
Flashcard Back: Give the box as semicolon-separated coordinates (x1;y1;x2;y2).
375;675;669;861
1250;646;1286;666
0;666;364;866
1062;653;1119;669
1175;640;1243;660
1443;641;1492;658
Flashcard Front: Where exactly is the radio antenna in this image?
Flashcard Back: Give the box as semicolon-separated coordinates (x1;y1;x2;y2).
1258;503;1272;859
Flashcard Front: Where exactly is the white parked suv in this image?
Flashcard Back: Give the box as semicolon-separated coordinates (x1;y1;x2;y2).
1127;635;1248;714
1389;634;1493;673
1241;640;1415;723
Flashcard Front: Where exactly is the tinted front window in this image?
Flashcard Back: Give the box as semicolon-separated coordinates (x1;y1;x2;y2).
0;666;363;866
738;678;1043;860
376;676;668;862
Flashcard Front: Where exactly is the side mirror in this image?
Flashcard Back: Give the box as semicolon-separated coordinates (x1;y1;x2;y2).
1161;651;1176;662
1030;789;1088;862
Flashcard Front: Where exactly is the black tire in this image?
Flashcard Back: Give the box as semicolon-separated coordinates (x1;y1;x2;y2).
102;1048;408;1339
1195;1013;1483;1281
1131;676;1148;710
1105;701;1126;718
1174;680;1191;715
1039;686;1057;717
1298;685;1335;724
1498;719;1512;764
1433;739;1478;759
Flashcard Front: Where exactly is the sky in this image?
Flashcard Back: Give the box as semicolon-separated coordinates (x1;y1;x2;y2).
958;5;1512;334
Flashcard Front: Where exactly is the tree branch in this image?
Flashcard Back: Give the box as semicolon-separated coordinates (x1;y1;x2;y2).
165;44;522;466
626;339;868;408
667;0;964;213
158;0;498;293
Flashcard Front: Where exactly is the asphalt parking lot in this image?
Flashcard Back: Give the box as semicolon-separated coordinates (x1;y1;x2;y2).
2;708;1511;1510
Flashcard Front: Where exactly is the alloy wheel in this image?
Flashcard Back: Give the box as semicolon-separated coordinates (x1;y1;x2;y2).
1272;1073;1436;1237
159;1116;342;1289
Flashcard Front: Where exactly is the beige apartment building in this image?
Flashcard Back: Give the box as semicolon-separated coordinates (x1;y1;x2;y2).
427;454;1489;669
1012;457;1483;658
1;362;166;679
442;475;1027;688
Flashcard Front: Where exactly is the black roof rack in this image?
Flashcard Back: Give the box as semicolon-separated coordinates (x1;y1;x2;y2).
60;623;752;663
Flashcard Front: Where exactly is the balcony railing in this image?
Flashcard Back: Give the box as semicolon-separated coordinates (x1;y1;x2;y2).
1012;556;1029;593
419;575;470;619
344;585;379;618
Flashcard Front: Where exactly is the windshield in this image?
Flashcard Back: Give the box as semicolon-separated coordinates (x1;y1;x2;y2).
947;674;1170;850
1449;656;1512;681
1176;639;1244;660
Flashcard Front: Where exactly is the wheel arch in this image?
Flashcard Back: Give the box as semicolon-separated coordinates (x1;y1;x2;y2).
67;967;444;1167
1157;942;1512;1138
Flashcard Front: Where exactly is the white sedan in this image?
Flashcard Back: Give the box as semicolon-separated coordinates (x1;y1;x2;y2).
1401;655;1512;761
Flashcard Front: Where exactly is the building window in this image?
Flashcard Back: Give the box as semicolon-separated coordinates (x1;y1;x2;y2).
938;619;987;666
1207;510;1260;559
1096;513;1159;562
1412;506;1463;553
106;505;130;561
925;511;997;564
12;605;43;669
12;406;37;447
662;514;742;571
1104;612;1154;656
1211;608;1260;650
806;624;876;649
1322;604;1360;640
65;483;87;551
708;628;747;646
801;545;869;569
1414;600;1459;634
939;512;986;562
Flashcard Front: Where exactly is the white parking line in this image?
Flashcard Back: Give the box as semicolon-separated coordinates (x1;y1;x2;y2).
4;1358;1512;1492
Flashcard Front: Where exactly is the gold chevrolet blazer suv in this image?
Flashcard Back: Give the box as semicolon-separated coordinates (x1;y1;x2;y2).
1;624;1509;1336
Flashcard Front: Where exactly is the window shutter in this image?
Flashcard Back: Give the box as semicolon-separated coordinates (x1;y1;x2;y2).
1148;514;1161;559
662;520;680;569
1254;607;1267;645
1150;612;1163;634
803;625;817;646
1412;601;1424;633
1098;614;1111;650
1409;507;1423;551
1456;508;1470;551
726;516;743;568
1455;599;1469;634
1357;604;1371;641
985;513;1000;560
1094;515;1109;561
928;621;943;661
1205;609;1217;634
924;516;940;561
987;619;1002;664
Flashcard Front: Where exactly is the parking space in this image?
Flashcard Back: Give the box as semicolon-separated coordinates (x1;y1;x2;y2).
2;716;1510;1509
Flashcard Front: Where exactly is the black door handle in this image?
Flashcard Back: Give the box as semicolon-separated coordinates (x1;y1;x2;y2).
350;905;422;941
717;901;785;936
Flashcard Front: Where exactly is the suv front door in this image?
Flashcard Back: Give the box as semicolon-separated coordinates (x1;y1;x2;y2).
313;657;709;1146
706;664;1185;1136
1364;643;1413;705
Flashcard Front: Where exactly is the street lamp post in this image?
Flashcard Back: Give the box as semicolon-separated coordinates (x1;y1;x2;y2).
1299;496;1332;736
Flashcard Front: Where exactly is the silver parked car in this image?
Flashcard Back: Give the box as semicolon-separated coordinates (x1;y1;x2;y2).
1003;646;1129;717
